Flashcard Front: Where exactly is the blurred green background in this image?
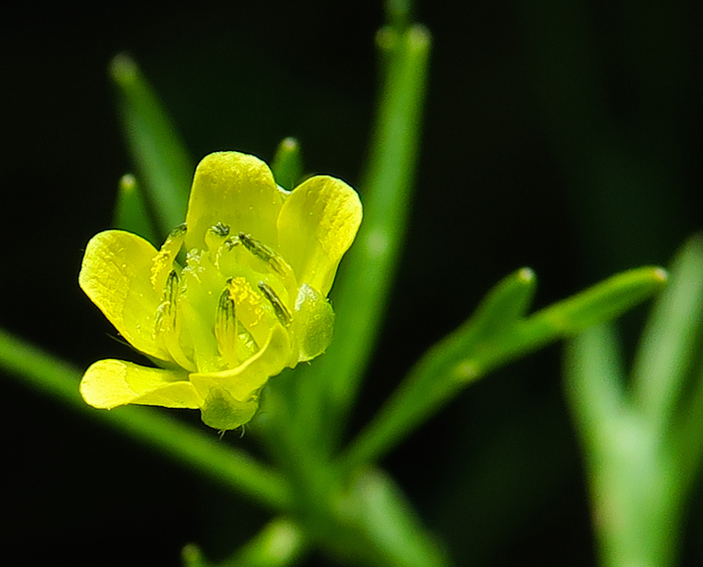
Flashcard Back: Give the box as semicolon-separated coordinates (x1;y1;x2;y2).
1;1;701;565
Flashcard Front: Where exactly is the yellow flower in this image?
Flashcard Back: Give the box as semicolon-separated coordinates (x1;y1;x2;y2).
79;152;362;430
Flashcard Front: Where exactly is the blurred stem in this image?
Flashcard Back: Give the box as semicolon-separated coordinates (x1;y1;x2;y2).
259;388;450;567
564;236;703;567
292;23;431;455
385;0;414;29
0;327;291;511
181;517;309;567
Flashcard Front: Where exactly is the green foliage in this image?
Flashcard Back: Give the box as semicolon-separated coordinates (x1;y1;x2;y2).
566;236;703;567
1;3;701;567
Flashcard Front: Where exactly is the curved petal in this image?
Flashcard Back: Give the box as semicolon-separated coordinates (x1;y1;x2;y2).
185;152;284;251
80;359;200;409
189;323;293;402
277;175;362;295
79;230;169;361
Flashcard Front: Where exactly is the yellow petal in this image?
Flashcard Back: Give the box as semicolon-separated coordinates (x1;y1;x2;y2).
80;359;200;409
79;230;170;361
185;152;284;251
189;323;292;403
277;175;362;295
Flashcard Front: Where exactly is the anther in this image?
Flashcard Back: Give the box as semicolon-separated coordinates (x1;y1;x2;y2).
215;286;238;366
169;223;188;238
209;222;230;237
238;233;287;276
258;282;292;327
156;270;180;330
224;236;241;251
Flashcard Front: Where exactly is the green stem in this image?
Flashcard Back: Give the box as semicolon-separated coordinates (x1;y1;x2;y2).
0;327;291;511
293;23;431;454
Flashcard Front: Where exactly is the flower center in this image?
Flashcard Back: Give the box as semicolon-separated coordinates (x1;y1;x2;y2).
152;222;296;373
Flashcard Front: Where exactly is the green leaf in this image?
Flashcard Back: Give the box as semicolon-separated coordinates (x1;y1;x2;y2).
565;325;682;567
113;173;158;244
342;266;666;468
110;53;194;237
631;235;703;434
271;137;303;191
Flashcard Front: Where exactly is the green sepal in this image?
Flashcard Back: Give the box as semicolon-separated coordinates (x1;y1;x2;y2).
200;385;258;432
294;283;335;362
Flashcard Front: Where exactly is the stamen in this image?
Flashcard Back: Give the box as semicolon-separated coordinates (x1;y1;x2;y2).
215;286;238;367
224;236;241;250
238;233;289;277
258;282;292;327
169;223;188;238
154;269;196;372
151;223;187;292
205;222;231;258
211;222;230;237
155;270;179;333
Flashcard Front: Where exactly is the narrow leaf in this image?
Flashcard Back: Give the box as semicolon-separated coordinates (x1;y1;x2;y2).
565;325;682;567
564;323;627;447
110;53;193;237
631;235;703;432
342;266;666;468
342;468;450;567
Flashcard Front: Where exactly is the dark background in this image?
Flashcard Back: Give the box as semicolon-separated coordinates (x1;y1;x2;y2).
1;1;701;565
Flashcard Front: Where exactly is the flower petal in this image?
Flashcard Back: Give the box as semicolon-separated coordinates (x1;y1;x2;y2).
79;230;170;361
190;324;293;430
185;152;284;251
277;175;362;295
80;359;200;409
189;323;293;402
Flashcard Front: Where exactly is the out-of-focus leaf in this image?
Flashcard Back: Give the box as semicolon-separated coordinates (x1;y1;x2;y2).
343;266;666;468
110;53;194;237
631;235;703;434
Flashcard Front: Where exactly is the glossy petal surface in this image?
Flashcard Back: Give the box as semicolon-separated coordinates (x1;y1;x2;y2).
79;230;169;362
185;152;283;250
277;175;362;295
81;359;199;409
